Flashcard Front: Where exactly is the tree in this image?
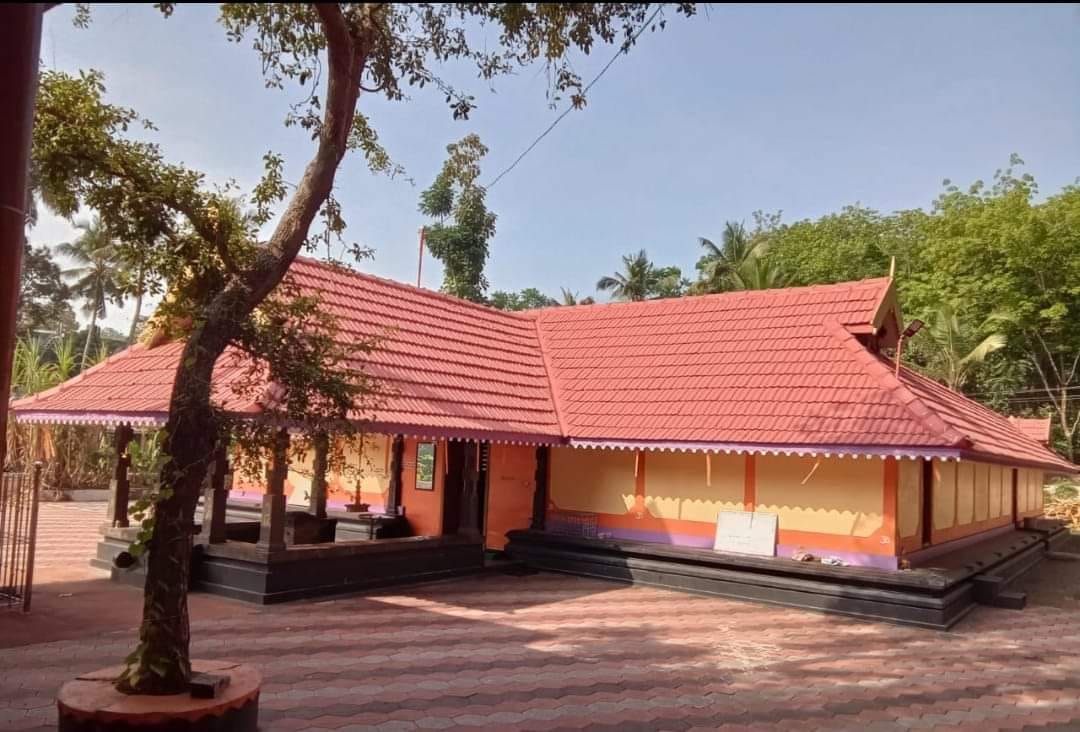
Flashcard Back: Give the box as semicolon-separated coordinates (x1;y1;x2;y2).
16;242;76;336
761;205;920;286
652;265;689;298
913;302;1008;391
34;3;697;695
596;249;661;301
729;254;792;291
693;221;758;293
903;157;1080;458
419;135;495;302
560;288;595;306
119;248;151;344
56;217;123;369
489;288;557;311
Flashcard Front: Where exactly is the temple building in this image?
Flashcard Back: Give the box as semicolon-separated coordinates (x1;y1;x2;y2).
11;257;1075;627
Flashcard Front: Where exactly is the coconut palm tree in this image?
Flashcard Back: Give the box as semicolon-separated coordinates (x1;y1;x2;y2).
124;258;149;345
729;255;793;291
694;221;760;294
596;249;660;302
57;217;122;369
919;302;1009;391
559;288;595;306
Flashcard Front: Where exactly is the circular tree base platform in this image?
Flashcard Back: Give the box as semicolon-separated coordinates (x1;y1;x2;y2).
57;660;260;732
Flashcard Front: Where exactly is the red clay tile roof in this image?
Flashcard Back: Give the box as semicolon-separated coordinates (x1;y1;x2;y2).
11;258;1076;472
285;259;560;441
899;373;1069;470
1008;417;1052;445
10;342;256;427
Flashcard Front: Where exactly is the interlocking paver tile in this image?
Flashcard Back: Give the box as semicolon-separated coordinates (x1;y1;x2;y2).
5;504;1080;731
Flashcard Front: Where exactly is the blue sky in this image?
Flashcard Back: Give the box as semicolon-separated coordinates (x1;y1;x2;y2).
35;3;1079;331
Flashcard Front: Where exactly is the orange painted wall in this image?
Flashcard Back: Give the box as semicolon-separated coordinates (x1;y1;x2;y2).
485;444;537;550
400;437;446;537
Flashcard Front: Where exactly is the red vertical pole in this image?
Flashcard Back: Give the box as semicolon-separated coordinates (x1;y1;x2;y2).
0;5;45;473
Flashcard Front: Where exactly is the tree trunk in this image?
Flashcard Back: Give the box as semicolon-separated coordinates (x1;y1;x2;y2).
80;307;97;370
115;326;222;695
116;5;368;696
127;273;144;345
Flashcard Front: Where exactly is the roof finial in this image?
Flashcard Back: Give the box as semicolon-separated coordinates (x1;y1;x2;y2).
889;256;896;279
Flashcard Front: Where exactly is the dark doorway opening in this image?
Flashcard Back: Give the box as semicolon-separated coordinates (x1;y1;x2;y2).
921;459;933;548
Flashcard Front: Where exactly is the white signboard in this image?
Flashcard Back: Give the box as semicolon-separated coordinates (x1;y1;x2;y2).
713;510;778;557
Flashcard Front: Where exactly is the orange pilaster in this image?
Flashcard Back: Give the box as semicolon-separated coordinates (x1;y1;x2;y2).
883;456;899;555
633;450;646;515
743;453;756;512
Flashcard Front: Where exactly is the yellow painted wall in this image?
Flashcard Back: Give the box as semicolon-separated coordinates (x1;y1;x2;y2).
283;433;391;506
897;459;921;539
1019;469;1044;516
973;462;989;522
933;460;956;529
1017;468;1029;514
754;455;883;537
549;447;636;515
987;464;999;519
956;461;975;526
643;451;744;522
355;433;391;499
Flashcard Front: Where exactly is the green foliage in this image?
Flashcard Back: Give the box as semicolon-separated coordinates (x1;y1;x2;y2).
693;221;759;293
419;135;496;302
7;337;111;493
597;249;685;301
56;216;125;368
17;242;76;336
489;288;558;311
559;288;595;306
692;217;797;293
907;303;1009;390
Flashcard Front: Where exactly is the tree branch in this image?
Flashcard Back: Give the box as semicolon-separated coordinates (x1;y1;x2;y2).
237;2;365;306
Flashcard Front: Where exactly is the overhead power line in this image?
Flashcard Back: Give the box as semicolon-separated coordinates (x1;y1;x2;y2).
484;4;664;191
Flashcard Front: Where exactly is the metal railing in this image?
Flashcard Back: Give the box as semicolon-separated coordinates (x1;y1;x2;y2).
0;463;42;612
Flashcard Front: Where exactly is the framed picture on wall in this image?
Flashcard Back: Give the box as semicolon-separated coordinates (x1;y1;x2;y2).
416;442;436;490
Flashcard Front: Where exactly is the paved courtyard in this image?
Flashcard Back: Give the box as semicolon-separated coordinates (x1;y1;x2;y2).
2;503;1080;731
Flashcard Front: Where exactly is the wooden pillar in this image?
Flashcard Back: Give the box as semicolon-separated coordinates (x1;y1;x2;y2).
106;424;134;528
458;440;481;537
199;433;230;544
530;445;550;530
308;431;329;519
256;428;289;554
0;5;44;475
386;434;405;515
921;458;934;548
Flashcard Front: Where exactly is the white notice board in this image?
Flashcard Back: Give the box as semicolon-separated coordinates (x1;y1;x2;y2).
713;510;778;557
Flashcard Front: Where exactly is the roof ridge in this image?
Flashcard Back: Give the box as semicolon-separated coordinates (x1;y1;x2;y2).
294;256;892;319
532;277;894;315
823;319;971;447
532;312;569;438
